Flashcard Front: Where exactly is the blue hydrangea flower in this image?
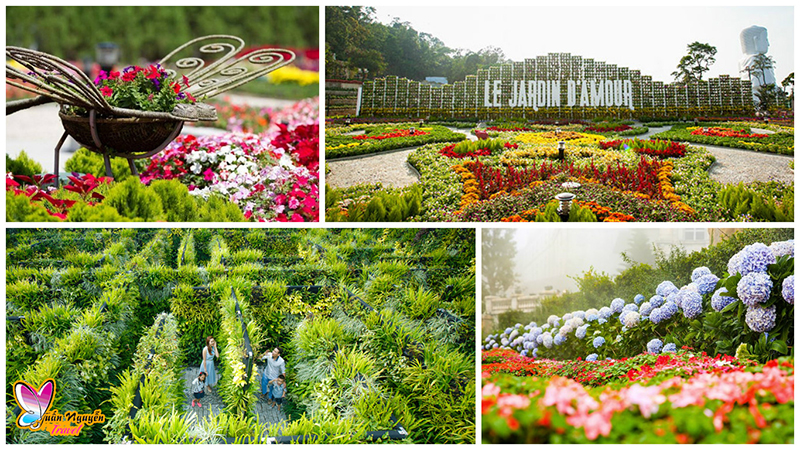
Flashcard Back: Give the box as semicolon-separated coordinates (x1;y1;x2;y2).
547;315;559;326
554;334;566;346
532;347;538;357
535;334;544;345
662;301;679;318
665;291;679;306
662;343;677;353
598;307;612;319
711;287;737;311
598;318;607;325
650;295;665;308
639;301;654;317
647;338;663;354
691;266;712;283
586;313;599;322
619;310;630;324
623;311;640;327
634;294;645;305
542;333;553;348
541;323;550;331
649;307;664;324
492;343;499;349
682;292;703;319
730;243;776;276
769;239;794;258
782;275;794;304
562;313;573;322
745;304;777;333
623;303;639;313
656;281;679;297
520;350;528;357
576;324;589;339
737;272;773;307
593;336;605;348
586;353;598;362
695;273;720;295
610;298;625;313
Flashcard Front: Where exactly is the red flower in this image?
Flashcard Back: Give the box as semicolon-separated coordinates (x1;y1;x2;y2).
122;71;137;82
182;75;190;87
100;86;113;97
146;65;160;80
171;82;180;94
108;71;120;80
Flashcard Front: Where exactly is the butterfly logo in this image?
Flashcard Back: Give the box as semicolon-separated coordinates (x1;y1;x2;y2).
13;379;55;431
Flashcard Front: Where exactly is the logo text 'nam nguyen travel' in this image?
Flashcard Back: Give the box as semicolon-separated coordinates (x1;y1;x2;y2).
13;378;106;436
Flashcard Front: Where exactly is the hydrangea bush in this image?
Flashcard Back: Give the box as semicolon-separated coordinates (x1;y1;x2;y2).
483;240;794;363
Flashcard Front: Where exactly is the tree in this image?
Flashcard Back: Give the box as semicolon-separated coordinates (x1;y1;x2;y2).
782;72;794;109
755;83;782;112
671;42;717;84
751;54;776;86
482;229;518;299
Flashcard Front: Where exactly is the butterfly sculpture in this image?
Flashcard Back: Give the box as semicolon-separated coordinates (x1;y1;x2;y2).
6;35;296;178
14;379;56;431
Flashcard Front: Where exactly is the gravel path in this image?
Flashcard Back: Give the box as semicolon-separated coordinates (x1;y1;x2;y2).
326;147;422;189
325;127;476;189
702;144;793;185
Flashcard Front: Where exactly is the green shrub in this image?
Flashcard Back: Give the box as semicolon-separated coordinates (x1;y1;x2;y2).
149;180;199;221
64;147;137;182
7;150;44;176
103;178;165;221
719;183;794;222
6;190;61;222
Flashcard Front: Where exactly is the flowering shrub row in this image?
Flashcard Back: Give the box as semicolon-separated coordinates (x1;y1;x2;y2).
482;349;794;443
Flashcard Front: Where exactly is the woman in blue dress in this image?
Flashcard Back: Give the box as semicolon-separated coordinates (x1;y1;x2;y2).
200;336;219;391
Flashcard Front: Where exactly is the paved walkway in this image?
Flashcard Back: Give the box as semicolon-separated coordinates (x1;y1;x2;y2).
325;127;475;189
702;144;793;185
182;367;287;431
326;147;422;189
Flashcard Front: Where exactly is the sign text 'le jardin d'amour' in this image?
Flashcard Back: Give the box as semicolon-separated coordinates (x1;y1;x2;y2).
485;79;634;110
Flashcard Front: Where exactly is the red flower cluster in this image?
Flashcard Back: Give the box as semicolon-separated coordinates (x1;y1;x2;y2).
271;123;320;172
7;172;111;220
600;139;687;158
469;157;663;200
486;126;535;132
690;127;768;139
351;128;429;140
439;144;491;159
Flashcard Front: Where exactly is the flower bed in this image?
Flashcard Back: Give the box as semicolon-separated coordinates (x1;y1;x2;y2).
325;124;463;158
324;121;791;222
652;124;794;155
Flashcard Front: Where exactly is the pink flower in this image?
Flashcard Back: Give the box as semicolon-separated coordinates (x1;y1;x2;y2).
203;168;215;182
482;383;501;398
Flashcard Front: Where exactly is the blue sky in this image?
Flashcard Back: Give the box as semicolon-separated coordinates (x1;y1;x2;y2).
374;5;794;85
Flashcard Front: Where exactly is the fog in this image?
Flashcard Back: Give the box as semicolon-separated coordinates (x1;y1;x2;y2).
509;228;708;296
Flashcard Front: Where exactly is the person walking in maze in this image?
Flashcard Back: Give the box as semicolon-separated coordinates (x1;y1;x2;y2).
200;336;219;392
191;371;207;407
268;374;287;411
260;347;285;401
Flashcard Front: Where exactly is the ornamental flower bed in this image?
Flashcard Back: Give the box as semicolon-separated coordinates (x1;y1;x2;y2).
140;133;319;222
482;238;794;443
689;126;769;139
326;121;791;223
325;123;463;158
652;123;793;155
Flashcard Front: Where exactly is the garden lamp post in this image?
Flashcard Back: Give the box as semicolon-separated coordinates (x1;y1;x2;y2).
95;42;119;73
558;140;566;161
555;192;575;222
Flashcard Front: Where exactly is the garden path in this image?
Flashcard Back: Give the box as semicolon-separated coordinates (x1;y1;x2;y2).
325;126;479;189
182;367;287;432
638;124;792;184
325;147;421;188
183;367;226;420
702;144;793;185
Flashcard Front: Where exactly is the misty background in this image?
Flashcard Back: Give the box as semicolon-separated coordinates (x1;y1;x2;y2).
483;228;709;298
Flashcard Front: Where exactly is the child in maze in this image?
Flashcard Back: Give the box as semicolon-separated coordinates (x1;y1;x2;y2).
268;374;286;411
191;371;207;407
